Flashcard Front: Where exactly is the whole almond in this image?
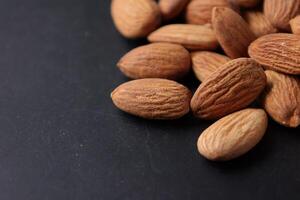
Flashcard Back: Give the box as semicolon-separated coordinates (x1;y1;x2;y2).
111;79;192;119
111;0;161;39
191;58;266;120
243;11;277;37
191;51;230;82
261;70;300;128
117;43;191;80
148;24;218;50
229;0;260;8
249;33;300;75
185;0;233;25
263;0;300;31
159;0;189;21
197;108;268;161
212;7;256;58
290;15;300;35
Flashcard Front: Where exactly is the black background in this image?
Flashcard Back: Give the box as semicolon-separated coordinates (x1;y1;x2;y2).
0;0;299;199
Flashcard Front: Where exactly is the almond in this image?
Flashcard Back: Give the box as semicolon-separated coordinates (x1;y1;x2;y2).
117;43;191;80
191;58;266;120
185;0;233;25
290;15;300;35
243;11;277;37
212;7;256;58
111;0;161;39
263;0;300;31
197;108;268;161
148;24;218;50
111;79;192;119
229;0;260;8
248;33;300;75
261;70;300;128
159;0;189;21
191;51;230;82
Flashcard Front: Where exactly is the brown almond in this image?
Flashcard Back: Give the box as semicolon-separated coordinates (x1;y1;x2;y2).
290;15;300;35
111;79;192;119
185;0;232;25
261;70;300;128
111;0;161;39
117;43;191;80
212;7;256;58
191;58;266;120
248;33;300;75
243;11;277;37
191;51;230;82
198;108;268;161
229;0;260;8
263;0;300;31
148;24;218;50
159;0;189;21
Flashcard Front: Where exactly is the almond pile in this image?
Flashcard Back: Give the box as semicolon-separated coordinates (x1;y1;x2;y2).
110;0;300;162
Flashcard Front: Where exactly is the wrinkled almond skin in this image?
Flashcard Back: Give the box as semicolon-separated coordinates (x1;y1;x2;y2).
290;16;300;35
111;0;161;39
249;33;300;75
191;58;266;120
198;108;268;161
191;51;230;82
148;24;218;50
111;79;192;119
261;71;300;128
243;11;277;38
159;0;189;21
117;43;191;80
229;0;260;8
263;0;300;31
212;7;256;58
185;0;232;25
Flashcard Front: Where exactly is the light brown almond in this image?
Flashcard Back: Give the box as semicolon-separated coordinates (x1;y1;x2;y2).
159;0;189;21
290;15;300;35
185;0;233;25
117;43;191;80
261;70;300;128
191;51;230;82
111;0;161;39
191;58;266;120
198;108;268;161
243;11;277;37
212;7;256;58
248;33;300;75
263;0;300;31
148;24;218;50
111;79;192;119
229;0;260;8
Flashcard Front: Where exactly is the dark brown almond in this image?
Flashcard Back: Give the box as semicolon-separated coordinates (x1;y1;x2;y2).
148;24;218;50
117;43;191;80
191;51;230;82
248;33;300;75
212;7;256;58
229;0;260;8
191;58;266;120
111;79;192;119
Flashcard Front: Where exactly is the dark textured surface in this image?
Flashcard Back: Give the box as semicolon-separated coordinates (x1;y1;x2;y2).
0;0;299;199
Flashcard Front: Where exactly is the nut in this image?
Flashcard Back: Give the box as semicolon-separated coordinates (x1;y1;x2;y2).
197;108;268;161
261;70;300;128
111;78;192;119
191;58;266;120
